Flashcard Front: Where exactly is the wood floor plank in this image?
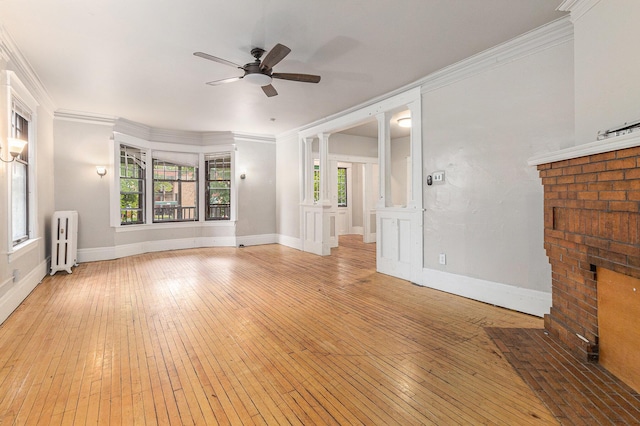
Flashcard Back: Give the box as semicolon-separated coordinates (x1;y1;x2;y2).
0;235;570;425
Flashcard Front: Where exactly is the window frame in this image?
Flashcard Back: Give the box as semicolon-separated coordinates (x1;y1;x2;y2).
205;154;232;221
119;144;146;225
5;71;38;254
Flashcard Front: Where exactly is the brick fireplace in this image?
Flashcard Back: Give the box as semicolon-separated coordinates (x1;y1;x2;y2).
532;136;640;363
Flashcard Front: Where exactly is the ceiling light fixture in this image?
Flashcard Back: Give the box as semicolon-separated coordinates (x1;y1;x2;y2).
397;117;412;128
244;73;272;86
0;138;27;163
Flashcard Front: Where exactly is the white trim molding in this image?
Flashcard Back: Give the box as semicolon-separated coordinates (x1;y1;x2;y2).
277;234;302;251
528;131;640;166
418;268;552;318
0;258;47;325
0;26;56;115
558;0;601;23
77;233;279;263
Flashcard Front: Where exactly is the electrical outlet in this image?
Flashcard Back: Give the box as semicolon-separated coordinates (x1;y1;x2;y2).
432;171;445;183
439;253;446;265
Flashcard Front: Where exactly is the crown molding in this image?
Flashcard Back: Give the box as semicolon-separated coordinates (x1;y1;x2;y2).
419;16;572;94
280;16;573;141
54;109;117;126
232;132;276;144
557;0;601;23
0;25;56;115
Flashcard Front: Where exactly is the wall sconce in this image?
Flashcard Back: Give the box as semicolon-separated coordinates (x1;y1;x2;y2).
397;117;412;128
96;166;107;178
0;138;27;163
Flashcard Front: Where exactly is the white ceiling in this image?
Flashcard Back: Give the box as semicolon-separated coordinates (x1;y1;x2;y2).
0;0;565;137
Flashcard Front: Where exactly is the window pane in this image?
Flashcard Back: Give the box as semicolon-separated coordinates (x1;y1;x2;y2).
11;107;29;245
12;162;28;244
120;145;145;225
205;154;231;221
337;167;347;207
314;164;320;202
153;160;198;222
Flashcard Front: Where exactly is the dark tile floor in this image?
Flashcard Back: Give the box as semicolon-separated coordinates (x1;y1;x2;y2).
486;327;640;425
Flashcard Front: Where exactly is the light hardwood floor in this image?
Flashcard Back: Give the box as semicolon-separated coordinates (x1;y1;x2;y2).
0;235;557;425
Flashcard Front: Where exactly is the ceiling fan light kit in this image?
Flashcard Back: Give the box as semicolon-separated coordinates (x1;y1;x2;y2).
243;72;272;86
194;43;321;97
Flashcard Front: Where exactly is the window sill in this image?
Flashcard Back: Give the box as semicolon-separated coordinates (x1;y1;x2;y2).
115;220;236;233
7;237;41;263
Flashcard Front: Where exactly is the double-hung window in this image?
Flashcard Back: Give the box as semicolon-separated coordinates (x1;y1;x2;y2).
120;145;145;225
205;154;231;220
11;102;30;245
153;157;198;222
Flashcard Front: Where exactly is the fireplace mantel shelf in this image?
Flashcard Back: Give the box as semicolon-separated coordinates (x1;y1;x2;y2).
528;131;640;166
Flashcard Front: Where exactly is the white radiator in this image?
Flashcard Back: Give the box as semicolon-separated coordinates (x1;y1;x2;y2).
50;210;78;275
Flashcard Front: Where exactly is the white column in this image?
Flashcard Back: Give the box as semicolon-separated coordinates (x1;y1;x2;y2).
376;112;392;208
301;137;314;205
318;132;331;205
407;99;423;210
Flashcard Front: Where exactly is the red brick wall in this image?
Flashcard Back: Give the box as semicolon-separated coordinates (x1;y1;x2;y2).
538;146;640;360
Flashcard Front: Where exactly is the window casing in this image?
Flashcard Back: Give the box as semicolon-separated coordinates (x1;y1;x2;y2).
11;104;30;246
120;145;145;225
153;160;198;222
205;154;231;220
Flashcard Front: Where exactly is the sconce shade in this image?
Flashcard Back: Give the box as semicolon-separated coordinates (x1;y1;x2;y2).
96;166;107;177
8;138;27;157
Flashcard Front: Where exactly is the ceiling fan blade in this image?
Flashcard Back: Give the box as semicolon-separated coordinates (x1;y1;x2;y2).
206;76;242;86
272;73;321;83
261;84;278;97
260;43;291;70
194;52;242;69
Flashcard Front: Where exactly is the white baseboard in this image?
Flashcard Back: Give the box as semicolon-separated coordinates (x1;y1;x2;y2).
418;268;551;318
0;259;47;325
277;234;302;251
350;226;364;235
77;234;286;262
237;233;278;247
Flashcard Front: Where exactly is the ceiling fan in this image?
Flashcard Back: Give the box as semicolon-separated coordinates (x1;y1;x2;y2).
194;43;321;97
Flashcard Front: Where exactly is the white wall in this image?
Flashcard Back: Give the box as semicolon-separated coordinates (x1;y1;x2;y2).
573;0;640;144
235;139;276;237
422;39;574;293
54;120;114;249
275;133;300;244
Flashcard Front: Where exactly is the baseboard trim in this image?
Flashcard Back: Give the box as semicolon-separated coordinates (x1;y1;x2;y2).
78;235;241;262
277;234;302;251
0;259;47;325
418;268;551;318
237;234;278;247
